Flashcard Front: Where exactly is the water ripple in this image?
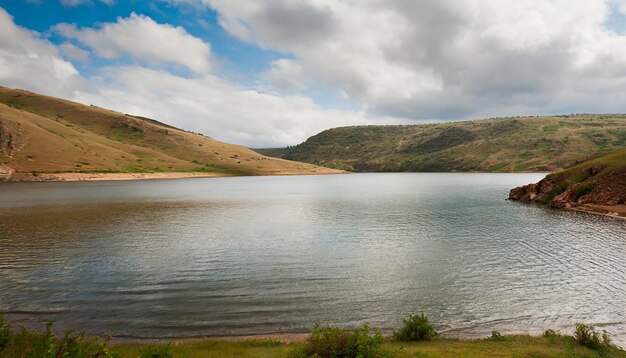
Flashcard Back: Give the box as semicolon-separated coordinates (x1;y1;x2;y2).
0;173;625;346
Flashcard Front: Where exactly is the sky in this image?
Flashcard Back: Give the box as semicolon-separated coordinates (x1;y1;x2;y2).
1;1;626;147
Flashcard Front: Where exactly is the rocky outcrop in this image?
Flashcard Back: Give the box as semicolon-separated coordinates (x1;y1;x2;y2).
509;164;626;217
508;178;555;202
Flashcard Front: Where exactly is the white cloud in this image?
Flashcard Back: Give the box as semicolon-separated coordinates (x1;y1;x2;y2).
54;13;212;74
0;7;88;97
59;42;89;63
6;2;626;147
73;65;381;147
261;59;307;91
0;7;381;147
205;0;626;119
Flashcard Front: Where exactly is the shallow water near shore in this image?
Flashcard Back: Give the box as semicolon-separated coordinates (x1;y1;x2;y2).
1;173;625;345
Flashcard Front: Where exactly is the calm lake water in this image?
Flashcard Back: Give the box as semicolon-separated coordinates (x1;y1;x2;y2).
1;173;625;344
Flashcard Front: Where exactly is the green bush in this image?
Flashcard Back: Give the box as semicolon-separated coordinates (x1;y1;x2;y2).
289;324;384;358
574;323;615;351
571;185;593;200
139;344;173;358
490;331;504;341
393;314;437;342
0;316;9;351
0;315;114;358
543;329;558;338
540;182;569;204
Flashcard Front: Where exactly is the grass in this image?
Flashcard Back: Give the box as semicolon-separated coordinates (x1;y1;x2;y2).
543;124;560;133
383;334;626;358
106;335;626;358
111;340;290;358
2;314;625;358
488;162;509;172
107;126;145;143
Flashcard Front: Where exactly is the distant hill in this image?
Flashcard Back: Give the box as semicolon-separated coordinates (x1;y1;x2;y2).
250;147;292;158
0;87;339;180
279;116;626;172
509;147;626;217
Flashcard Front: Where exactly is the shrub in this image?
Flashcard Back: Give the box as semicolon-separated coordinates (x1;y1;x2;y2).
289;324;384;358
490;331;504;341
55;329;114;358
0;316;9;351
540;182;569;204
139;344;173;358
0;315;114;358
571;185;593;201
574;323;615;351
543;329;558;338
393;314;437;342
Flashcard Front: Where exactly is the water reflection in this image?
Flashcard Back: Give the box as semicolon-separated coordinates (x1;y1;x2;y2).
0;174;624;346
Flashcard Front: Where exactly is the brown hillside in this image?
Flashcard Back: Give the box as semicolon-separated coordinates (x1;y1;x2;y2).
0;87;340;181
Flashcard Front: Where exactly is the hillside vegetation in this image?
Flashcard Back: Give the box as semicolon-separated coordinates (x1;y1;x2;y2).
0;87;338;181
278;115;626;172
509;147;626;217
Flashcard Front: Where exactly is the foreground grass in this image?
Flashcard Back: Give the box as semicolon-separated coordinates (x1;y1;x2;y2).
110;340;291;358
2;314;624;357
107;335;626;358
384;335;626;358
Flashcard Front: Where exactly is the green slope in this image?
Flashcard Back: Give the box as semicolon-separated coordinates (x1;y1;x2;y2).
282;115;626;172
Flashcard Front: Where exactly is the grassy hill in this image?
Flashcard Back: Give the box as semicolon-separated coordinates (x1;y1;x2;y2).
509;147;626;217
250;147;292;158
0;87;339;180
277;115;626;172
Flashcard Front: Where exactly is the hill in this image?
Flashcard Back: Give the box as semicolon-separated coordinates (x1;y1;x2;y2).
277;116;626;172
250;147;292;158
0;87;340;181
509;147;626;217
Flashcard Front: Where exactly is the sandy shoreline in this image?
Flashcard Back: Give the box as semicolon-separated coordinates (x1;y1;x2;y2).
104;328;565;345
565;204;626;220
108;330;465;345
0;170;346;183
1;172;229;182
109;332;311;345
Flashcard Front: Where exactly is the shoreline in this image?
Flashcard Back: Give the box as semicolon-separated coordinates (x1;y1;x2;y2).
105;328;609;346
0;170;347;183
4;311;623;349
109;332;311;345
565;204;626;219
0;170;538;184
106;330;508;345
1;172;229;182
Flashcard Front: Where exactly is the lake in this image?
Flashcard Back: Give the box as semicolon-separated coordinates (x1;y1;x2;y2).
0;173;625;345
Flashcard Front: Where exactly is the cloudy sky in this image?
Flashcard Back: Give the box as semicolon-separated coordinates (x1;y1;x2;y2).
1;1;626;147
